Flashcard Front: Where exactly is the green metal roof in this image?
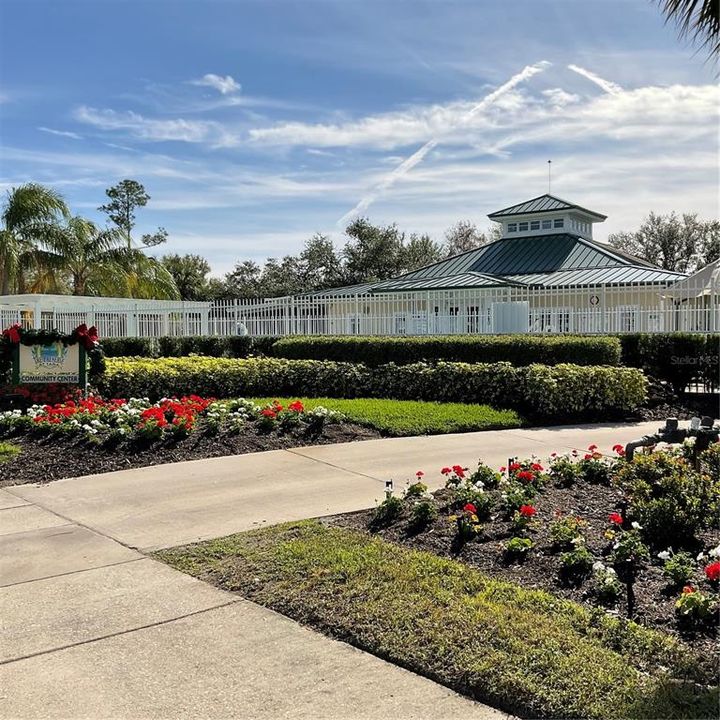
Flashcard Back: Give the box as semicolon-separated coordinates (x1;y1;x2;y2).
400;234;626;280
505;266;685;287
370;272;523;293
488;194;607;220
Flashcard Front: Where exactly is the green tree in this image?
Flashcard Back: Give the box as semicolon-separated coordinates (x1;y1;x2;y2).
608;212;718;273
342;218;406;283
161;254;213;300
403;233;444;271
443;220;500;257
219;260;263;298
0;183;69;294
99;179;149;247
299;233;343;290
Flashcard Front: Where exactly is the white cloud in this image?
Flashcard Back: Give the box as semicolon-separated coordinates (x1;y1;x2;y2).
38;126;83;140
190;73;241;95
541;88;580;106
73;106;239;146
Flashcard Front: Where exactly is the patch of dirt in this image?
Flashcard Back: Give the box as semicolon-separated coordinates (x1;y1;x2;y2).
631;379;719;421
0;423;380;487
325;479;719;664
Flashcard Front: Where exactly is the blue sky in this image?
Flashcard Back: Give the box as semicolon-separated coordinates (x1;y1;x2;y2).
1;0;717;275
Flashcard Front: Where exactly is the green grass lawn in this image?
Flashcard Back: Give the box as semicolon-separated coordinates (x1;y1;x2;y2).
157;521;717;720
250;397;522;435
0;442;20;463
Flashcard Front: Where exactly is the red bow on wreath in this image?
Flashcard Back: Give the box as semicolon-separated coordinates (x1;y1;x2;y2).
2;323;21;344
75;323;99;351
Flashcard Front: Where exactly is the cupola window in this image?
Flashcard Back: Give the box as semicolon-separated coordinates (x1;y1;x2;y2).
507;223;517;232
530;220;540;230
554;218;564;228
518;222;528;231
542;219;552;229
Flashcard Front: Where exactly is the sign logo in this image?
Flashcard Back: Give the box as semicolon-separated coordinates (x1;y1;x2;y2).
18;343;81;384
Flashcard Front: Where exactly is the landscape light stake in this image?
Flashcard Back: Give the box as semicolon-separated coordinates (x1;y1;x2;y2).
385;479;394;498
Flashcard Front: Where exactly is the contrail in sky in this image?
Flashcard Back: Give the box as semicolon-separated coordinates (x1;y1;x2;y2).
567;64;623;95
336;60;551;227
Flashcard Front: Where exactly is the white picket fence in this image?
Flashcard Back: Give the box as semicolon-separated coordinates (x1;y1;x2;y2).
0;277;718;338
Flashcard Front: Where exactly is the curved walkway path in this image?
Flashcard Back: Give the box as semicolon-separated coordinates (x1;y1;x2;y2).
0;420;660;719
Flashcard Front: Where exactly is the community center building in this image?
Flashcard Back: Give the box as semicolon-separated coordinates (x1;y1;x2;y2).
0;195;717;337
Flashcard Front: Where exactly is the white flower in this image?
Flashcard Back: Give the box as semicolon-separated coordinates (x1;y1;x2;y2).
697;552;706;562
631;521;642;530
709;545;720;559
657;551;671;561
592;561;606;572
606;567;617;576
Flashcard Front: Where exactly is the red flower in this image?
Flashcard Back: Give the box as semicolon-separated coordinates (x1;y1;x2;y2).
531;462;544;472
588;444;598;452
509;462;521;472
440;467;452;475
288;400;304;413
415;470;424;478
682;584;696;594
550;452;557;458
704;561;720;582
260;408;277;419
452;465;466;479
463;503;477;514
608;512;623;525
519;504;537;518
584;453;593;460
499;466;507;473
516;470;535;483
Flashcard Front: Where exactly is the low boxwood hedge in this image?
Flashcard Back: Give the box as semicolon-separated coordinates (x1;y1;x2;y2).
271;334;622;366
98;356;647;421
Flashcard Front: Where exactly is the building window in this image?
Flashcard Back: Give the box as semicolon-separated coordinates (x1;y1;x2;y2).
518;222;528;231
507;223;517;232
530;220;540;230
554;218;564;228
542;219;551;229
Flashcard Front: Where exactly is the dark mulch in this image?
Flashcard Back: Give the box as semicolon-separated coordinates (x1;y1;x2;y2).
326;479;720;663
0;423;380;487
630;380;719;421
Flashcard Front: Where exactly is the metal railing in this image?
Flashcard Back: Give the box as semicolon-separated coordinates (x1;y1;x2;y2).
0;277;718;339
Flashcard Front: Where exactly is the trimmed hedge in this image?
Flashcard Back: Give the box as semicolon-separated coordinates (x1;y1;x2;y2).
98;357;647;421
619;333;718;393
270;334;622;367
101;335;278;359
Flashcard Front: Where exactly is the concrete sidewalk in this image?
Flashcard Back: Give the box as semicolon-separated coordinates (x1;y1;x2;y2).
0;421;659;719
6;420;658;551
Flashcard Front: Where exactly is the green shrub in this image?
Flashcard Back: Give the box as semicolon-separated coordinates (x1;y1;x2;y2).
619;333;718;392
550;515;587;549
99;357;647;421
271;334;622;366
101;335;273;359
504;536;533;557
408;500;437;532
560;544;595;579
660;550;695;587
371;494;403;528
614;452;720;547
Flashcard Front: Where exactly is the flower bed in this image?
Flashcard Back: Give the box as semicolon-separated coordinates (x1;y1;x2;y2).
0;396;377;486
330;442;720;664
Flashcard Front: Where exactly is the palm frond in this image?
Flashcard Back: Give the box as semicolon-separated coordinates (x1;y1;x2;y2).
657;0;720;56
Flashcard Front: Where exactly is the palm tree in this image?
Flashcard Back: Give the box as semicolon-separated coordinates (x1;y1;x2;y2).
41;216;180;299
0;183;69;294
657;0;720;58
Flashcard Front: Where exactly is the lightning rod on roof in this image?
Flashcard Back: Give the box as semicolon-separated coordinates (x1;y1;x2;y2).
547;160;552;194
